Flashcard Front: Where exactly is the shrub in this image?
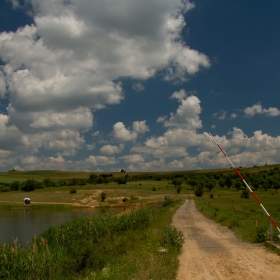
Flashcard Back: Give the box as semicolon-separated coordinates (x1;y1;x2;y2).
161;226;184;251
70;189;77;194
240;189;250;199
253;226;267;243
0;186;10;192
163;199;173;207
152;187;156;191
122;197;128;202
101;192;106;202
21;179;36;192
194;185;204;197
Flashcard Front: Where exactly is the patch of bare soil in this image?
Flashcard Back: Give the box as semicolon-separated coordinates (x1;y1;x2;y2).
172;200;280;280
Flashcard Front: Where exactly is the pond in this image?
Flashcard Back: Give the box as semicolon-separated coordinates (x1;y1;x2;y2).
0;207;123;245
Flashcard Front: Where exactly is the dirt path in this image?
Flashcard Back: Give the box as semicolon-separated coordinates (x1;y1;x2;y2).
172;199;280;280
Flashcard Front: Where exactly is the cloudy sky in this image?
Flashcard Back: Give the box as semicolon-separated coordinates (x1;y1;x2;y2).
0;0;279;172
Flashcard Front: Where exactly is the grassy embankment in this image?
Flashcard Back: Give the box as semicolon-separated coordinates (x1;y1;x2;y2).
0;200;184;280
194;187;280;243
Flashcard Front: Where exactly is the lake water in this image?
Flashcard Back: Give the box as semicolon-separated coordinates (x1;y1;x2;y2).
0;207;122;245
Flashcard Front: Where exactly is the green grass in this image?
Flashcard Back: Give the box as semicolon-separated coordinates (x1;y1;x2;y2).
0;200;184;280
194;188;280;243
2;163;280;181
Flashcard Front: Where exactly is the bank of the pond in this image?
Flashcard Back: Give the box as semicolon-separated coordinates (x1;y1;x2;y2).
0;199;184;280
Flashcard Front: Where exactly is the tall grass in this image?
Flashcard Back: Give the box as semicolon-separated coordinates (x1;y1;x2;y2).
0;201;183;280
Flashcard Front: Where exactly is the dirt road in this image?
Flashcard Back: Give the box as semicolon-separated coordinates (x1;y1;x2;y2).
172;199;280;280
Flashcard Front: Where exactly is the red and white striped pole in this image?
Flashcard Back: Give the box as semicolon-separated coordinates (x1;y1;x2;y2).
209;132;280;236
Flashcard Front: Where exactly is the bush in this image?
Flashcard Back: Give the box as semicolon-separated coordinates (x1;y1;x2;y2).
240;189;250;199
122;197;128;202
21;179;36;192
0;186;10;192
163;199;173;207
194;185;204;197
152;187;156;191
160;226;184;251
253;226;267;243
101;192;106;202
70;189;77;194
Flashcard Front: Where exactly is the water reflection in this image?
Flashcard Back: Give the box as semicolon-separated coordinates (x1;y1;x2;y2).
0;207;122;245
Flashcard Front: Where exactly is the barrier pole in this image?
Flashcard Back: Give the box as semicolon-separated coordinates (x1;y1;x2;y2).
209;132;280;237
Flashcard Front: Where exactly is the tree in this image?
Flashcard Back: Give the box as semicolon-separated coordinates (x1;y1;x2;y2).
172;178;183;188
89;173;97;183
176;185;182;193
233;180;242;191
43;178;54;188
225;175;232;189
21;179;36;192
240;189;250;199
11;181;20;191
116;177;127;185
100;192;106;202
188;179;197;190
206;180;215;192
194;183;204;197
218;178;225;188
272;175;280;193
250;177;260;191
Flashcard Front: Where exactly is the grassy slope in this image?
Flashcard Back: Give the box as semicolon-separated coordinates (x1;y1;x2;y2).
2;163;280;181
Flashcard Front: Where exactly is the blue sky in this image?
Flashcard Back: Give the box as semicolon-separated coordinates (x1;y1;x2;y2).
0;0;280;172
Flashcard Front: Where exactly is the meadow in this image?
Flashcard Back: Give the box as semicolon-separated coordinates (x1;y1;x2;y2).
195;187;280;243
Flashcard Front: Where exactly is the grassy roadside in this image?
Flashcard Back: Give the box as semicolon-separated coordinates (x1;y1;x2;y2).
0;199;184;280
194;188;280;243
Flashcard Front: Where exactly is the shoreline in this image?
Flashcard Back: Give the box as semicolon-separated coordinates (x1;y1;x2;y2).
0;200;151;210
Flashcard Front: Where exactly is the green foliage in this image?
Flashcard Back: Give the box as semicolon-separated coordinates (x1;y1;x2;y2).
0;207;166;280
0;185;10;192
240;189;250;199
21;179;36;192
10;181;20;191
253;226;268;243
115;177;127;185
163;198;174;207
101;192;106;202
152;187;156;191
205;180;215;192
43;178;55;187
176;185;182;193
160;226;184;251
225;175;232;189
228;218;240;229
194;184;204;197
70;189;77;194
155;176;162;181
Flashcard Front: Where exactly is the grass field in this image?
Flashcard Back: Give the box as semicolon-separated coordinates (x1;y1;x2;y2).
0;179;191;209
2;163;280;181
194;187;280;243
